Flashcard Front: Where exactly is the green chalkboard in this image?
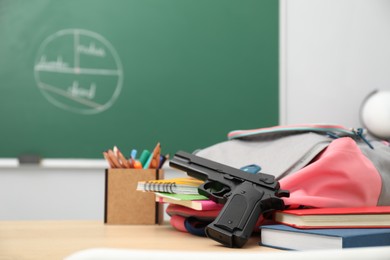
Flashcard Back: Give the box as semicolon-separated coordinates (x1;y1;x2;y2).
0;0;279;159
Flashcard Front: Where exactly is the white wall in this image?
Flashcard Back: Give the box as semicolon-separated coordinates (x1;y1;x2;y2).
0;167;106;220
0;163;184;221
280;0;390;126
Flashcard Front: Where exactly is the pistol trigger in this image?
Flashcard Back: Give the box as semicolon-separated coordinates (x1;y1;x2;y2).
276;189;290;198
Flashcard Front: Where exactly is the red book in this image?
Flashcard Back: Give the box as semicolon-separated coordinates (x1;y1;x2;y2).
274;206;390;229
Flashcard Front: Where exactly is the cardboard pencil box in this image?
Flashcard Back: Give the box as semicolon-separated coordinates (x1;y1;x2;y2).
104;168;164;225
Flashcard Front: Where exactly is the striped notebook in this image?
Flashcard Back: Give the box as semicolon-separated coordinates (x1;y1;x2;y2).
137;177;203;194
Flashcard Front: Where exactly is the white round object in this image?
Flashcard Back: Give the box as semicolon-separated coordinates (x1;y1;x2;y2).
361;90;390;139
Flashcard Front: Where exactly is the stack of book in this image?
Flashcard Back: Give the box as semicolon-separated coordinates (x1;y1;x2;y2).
137;176;223;236
260;206;390;250
137;177;222;211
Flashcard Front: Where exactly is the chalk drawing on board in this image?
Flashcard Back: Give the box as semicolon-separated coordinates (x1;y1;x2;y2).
34;29;123;114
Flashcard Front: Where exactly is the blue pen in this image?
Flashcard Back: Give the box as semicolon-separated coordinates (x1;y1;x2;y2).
130;149;137;159
158;154;166;169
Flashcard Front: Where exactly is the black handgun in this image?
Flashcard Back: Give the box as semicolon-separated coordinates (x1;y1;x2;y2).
169;151;289;248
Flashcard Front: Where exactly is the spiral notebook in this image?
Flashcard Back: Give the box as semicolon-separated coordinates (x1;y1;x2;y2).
136;177;203;194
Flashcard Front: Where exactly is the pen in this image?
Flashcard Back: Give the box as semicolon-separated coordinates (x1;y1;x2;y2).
133;160;142;169
130;149;137;160
139;149;151;167
158;154;169;169
103;151;115;168
114;146;131;168
150;142;161;169
144;142;160;169
128;149;137;168
107;149;122;168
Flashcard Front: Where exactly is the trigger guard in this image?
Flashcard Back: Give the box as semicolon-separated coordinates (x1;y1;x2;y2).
200;181;230;204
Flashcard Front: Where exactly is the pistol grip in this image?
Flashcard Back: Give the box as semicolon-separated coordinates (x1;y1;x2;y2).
205;183;264;248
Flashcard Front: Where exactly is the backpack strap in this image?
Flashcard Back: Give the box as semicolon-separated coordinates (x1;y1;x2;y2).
228;124;356;140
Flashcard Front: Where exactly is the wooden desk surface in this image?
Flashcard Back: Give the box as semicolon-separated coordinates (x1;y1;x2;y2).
0;221;278;259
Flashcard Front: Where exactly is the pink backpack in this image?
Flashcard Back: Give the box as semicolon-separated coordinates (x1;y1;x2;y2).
199;124;390;208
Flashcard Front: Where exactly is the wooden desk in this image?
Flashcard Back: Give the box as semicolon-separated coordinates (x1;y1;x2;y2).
0;221;278;259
